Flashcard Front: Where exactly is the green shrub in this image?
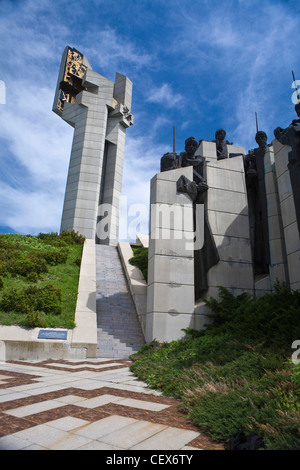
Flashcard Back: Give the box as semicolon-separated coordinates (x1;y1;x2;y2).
205;285;300;350
0;276;3;289
27;285;62;315
1;288;32;314
74;256;82;267
60;230;85;245
0;261;8;277
26;310;47;328
26;272;38;283
7;252;48;278
38;230;85;246
0;284;62;315
129;246;148;281
42;248;69;265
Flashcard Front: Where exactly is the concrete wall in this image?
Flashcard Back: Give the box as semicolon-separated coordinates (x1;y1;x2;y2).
273;138;300;291
146;166;195;342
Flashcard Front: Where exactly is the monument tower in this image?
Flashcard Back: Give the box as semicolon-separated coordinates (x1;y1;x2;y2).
53;46;133;244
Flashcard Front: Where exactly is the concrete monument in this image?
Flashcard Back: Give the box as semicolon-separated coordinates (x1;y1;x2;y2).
53;46;133;244
146;132;253;342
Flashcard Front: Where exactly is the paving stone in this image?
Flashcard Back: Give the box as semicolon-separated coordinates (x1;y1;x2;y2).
130;427;200;450
98;419;167;448
0;359;224;450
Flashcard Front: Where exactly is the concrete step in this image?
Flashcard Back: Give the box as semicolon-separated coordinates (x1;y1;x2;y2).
96;244;145;358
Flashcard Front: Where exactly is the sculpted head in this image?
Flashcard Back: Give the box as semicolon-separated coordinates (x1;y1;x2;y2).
185;137;198;156
215;129;226;141
255;131;267;148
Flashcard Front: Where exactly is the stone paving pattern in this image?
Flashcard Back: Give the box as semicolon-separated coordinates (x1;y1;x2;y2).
96;245;145;358
0;358;223;450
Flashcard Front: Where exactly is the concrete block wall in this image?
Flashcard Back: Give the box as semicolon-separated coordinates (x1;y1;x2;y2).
257;145;289;295
146;166;195;342
273;138;300;291
197;142;253;301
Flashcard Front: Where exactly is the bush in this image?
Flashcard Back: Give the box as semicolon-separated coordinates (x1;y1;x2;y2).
0;284;62;316
1;288;32;314
42;248;69;265
38;230;85;246
26;310;47;328
6;252;48;278
26;272;38;283
205;285;300;350
60;230;85;245
37;285;62;315
74;256;82;267
129;246;148;281
0;261;8;277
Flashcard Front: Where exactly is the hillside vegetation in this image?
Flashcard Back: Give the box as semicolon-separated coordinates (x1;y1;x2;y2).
0;231;84;329
130;285;300;450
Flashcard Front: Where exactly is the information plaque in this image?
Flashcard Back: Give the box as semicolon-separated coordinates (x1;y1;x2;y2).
38;330;68;340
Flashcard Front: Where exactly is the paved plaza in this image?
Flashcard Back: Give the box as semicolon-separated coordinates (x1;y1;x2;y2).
0;358;223;451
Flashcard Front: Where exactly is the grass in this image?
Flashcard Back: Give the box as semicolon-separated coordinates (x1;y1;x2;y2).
130;285;300;450
0;231;84;329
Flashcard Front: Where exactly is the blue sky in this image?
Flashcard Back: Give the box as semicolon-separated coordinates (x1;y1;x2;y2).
0;0;300;240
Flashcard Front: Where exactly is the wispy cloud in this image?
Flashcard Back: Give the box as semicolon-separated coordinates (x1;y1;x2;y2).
84;28;154;74
146;83;184;108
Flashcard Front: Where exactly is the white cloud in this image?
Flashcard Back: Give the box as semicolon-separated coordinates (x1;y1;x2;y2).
146;83;184;108
0;182;64;234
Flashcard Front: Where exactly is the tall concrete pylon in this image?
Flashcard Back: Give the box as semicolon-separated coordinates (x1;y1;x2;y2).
53;46;133;244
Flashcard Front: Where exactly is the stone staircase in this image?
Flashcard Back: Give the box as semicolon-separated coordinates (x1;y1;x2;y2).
96;244;145;358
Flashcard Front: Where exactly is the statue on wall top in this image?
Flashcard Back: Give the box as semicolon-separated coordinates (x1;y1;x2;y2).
213;129;232;160
244;131;270;275
212;129;243;159
177;137;208;203
160;151;180;172
180;137;206;185
274;102;300;236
